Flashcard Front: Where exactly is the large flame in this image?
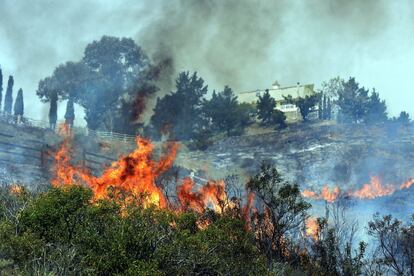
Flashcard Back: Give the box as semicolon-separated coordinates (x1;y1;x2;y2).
351;176;395;199
51;126;246;217
52;125;177;208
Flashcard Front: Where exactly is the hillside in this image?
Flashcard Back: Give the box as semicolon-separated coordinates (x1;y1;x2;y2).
178;121;414;193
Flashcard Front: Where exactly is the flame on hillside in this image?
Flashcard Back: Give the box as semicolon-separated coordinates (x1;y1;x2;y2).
51;125;245;217
52;125;176;208
351;176;395;199
302;186;341;203
302;175;414;203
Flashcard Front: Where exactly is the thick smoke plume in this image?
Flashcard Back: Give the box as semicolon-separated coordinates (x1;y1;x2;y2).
138;0;394;93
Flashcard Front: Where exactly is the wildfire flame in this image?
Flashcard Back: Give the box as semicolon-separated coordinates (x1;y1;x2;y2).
305;217;319;240
302;175;414;202
351;176;395;199
51;125;246;217
302;186;341;203
52;125;177;208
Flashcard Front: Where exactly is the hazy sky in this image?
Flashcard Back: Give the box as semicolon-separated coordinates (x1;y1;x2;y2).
0;0;413;125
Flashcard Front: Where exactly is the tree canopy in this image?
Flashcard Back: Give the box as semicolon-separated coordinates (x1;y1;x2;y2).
4;76;14;115
13;88;24;117
202;86;253;136
257;90;276;125
336;78;388;124
150;71;208;140
37;36;154;132
284;93;320;122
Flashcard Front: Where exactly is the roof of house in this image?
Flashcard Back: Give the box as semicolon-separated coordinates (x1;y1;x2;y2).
238;83;315;103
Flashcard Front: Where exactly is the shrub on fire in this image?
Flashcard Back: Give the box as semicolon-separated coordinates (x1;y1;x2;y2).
0;186;268;275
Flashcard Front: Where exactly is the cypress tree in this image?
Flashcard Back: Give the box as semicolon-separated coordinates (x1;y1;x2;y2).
49;90;58;130
64;98;75;128
0;68;3;111
322;95;327;119
318;96;322;120
327;97;332;120
13;88;24;116
4;76;14;114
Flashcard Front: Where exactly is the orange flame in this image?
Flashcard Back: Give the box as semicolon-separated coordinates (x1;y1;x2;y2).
9;184;24;195
51;127;249;222
176;177;228;213
400;178;414;189
351;176;395;199
302;186;340;203
302;175;414;202
305;217;319;240
52;127;177;208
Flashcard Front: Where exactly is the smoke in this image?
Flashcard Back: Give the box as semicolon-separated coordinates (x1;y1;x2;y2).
1;0;414;122
137;0;398;93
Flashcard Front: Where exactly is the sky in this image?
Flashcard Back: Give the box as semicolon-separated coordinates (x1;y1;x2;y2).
0;0;413;126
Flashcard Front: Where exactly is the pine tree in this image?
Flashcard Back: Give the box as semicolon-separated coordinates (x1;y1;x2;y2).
203;86;241;136
257;90;276;125
13;88;24;117
49;90;58;130
4;76;14;114
64;98;75;128
0;68;3;111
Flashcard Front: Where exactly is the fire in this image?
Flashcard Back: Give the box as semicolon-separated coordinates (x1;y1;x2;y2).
302;176;414;202
177;177;229;213
400;178;414;189
302;186;340;203
305;217;319;240
52;126;177;208
9;184;24;195
51;126;246;218
320;186;341;203
351;176;395;199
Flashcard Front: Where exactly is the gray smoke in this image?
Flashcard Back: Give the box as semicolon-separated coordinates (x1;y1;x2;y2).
1;0;414;123
137;0;395;93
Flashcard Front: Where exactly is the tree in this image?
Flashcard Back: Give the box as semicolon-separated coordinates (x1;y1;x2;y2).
203;86;253;136
246;162;311;265
13;88;24;120
150;71;208;140
396;111;410;125
0;68;3;111
4;76;14;114
326;97;332;120
364;89;388;123
336;78;370;123
49;90;58;130
271;109;286;129
368;214;414;275
237;102;256;127
64;99;75;128
284;93;320;122
37;36;153;132
257;90;276;125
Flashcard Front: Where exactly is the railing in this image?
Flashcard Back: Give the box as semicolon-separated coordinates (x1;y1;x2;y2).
85;129;136;142
0;113;136;143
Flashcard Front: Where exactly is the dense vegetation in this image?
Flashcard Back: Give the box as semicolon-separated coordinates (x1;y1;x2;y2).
0;164;413;275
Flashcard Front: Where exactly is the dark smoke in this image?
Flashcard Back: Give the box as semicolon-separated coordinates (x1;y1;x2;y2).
137;0;393;94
